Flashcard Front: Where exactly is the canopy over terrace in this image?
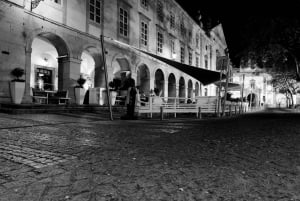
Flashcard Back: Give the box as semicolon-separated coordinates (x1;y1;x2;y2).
136;49;226;85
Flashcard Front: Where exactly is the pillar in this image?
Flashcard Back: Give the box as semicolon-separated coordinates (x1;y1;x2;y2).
58;57;81;104
163;81;168;102
23;47;33;103
150;77;155;92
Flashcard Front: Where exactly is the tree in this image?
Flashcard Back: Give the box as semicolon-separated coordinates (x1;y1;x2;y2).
271;72;300;107
238;16;300;79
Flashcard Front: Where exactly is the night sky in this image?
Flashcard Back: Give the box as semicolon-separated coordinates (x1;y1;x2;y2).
175;0;300;66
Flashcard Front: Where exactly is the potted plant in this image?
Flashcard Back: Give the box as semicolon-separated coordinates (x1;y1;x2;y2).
106;78;121;106
10;67;25;104
74;75;86;105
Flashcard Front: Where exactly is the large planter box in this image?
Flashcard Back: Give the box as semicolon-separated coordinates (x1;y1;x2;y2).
10;81;25;104
102;91;118;106
74;88;86;105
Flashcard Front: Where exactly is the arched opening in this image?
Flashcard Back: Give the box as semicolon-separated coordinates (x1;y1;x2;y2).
154;69;164;96
80;51;95;90
247;93;257;107
179;77;185;103
137;64;150;96
187;79;193;100
168;73;176;103
31;33;69;91
112;57;131;87
82;46;104;88
195;82;200;97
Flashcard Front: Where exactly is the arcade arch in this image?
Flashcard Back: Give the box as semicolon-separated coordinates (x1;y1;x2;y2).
30;33;69;91
195;82;200;97
154;69;165;96
187;79;193;100
137;64;150;95
168;73;176;102
179;77;186;103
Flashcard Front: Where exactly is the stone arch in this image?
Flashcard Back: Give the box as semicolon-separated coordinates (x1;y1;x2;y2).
247;93;257;107
137;64;150;95
179;77;186;103
195;82;200;97
168;73;176;102
30;32;71;92
27;31;71;57
111;56;131;87
80;45;104;89
154;69;165;96
187;79;193;100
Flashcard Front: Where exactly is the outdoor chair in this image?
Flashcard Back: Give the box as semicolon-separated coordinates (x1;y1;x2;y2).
48;90;70;105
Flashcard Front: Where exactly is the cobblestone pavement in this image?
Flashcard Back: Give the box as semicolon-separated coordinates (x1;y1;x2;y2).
0;109;300;201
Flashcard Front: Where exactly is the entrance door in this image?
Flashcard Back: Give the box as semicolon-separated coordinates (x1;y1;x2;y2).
35;68;53;91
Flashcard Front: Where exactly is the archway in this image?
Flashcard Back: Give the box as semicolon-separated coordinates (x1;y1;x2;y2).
82;46;104;88
195;82;200;97
112;57;131;86
154;69;165;96
31;33;69;91
80;51;95;90
137;64;150;95
168;73;176;103
187;79;193;101
179;77;185;103
247;93;257;107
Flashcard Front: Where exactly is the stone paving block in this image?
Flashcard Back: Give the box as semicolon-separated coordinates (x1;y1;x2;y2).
70;192;91;201
21;183;46;201
52;172;72;187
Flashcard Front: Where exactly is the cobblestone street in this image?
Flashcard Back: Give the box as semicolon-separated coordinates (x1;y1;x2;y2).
0;109;300;201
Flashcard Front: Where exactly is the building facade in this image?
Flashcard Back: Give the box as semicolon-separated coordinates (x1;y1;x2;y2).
231;66;276;107
0;0;228;104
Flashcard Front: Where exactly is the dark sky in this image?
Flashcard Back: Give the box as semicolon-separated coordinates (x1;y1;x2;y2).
175;0;300;65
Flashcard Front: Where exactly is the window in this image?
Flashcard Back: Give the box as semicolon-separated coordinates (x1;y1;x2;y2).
188;51;192;65
89;0;101;24
188;31;192;42
205;55;208;69
157;1;164;22
196;34;199;48
204;88;208;96
180;21;186;36
180;46;185;63
196;56;199;67
119;8;128;37
141;0;148;9
170;12;175;29
170;39;175;55
141;21;148;47
157;31;163;53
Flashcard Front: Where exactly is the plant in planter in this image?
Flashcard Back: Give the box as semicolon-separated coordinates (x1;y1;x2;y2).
74;76;86;105
10;67;25;104
106;78;121;106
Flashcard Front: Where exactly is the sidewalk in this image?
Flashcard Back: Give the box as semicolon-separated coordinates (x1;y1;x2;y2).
0;111;299;201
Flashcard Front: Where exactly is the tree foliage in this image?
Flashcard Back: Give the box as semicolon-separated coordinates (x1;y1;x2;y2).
239;16;300;78
271;71;300;106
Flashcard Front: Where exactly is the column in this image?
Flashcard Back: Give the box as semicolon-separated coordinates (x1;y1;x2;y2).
58;57;82;104
23;47;33;103
163;81;168;102
150;77;155;92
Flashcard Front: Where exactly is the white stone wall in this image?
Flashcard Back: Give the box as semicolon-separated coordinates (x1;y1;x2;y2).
0;0;227;103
